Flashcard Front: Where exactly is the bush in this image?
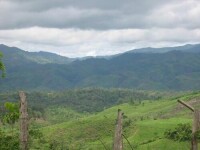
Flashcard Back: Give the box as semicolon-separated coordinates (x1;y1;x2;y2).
164;123;192;141
0;128;19;150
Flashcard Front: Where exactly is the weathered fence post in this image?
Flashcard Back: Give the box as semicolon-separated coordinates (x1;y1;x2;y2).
192;110;200;150
19;91;28;150
113;109;123;150
178;100;200;150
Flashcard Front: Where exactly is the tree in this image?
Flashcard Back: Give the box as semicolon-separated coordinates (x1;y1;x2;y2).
2;102;19;126
1;102;19;135
0;102;20;150
0;52;5;77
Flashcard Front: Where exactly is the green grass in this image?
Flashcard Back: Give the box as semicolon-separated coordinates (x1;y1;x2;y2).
45;106;84;124
2;91;200;149
38;92;200;149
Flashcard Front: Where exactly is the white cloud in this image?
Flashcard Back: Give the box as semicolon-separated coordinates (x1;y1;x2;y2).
0;0;200;57
0;27;200;57
147;0;200;28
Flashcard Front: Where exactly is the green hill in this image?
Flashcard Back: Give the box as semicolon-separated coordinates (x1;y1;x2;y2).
0;90;200;149
35;91;200;150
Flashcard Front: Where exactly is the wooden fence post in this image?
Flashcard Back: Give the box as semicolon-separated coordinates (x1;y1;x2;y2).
113;109;123;150
192;110;200;150
19;91;28;150
178;100;200;150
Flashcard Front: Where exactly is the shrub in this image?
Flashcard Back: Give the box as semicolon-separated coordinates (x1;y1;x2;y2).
0;128;19;150
164;123;192;141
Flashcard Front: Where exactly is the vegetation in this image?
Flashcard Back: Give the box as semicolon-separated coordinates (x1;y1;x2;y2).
39;92;198;149
1;44;200;91
164;123;192;141
0;102;19;150
0;90;199;149
0;89;164;113
0;128;19;150
1;44;200;149
1;102;19;125
0;52;5;77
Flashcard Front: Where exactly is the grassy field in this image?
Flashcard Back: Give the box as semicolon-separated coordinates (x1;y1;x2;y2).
37;92;200;150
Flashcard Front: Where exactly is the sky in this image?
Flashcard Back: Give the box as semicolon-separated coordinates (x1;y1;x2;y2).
0;0;200;58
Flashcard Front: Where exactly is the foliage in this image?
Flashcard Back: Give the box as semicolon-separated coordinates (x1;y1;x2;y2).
29;126;49;149
45;106;83;123
164;123;200;142
0;89;163;113
1;102;19;125
0;52;5;78
0;122;47;150
164;123;192;141
0;91;199;149
41;94;195;150
0;128;19;150
1;44;200;91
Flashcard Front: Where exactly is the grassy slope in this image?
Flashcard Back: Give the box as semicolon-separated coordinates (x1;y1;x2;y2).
45;106;84;124
40;92;200;150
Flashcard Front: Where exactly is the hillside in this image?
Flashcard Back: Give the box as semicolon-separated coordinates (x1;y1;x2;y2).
0;44;74;65
1;44;200;91
0;89;164;113
36;91;200;149
129;44;200;53
1;90;200;149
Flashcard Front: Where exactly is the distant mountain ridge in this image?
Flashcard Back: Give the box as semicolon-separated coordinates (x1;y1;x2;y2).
127;44;200;53
0;43;200;91
0;44;75;64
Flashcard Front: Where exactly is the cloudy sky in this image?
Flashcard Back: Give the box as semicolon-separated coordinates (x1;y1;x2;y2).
0;0;200;57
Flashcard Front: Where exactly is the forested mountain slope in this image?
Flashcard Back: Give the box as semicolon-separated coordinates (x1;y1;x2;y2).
0;44;200;91
0;44;74;65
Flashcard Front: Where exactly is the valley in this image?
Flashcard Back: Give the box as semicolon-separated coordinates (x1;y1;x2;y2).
0;44;200;149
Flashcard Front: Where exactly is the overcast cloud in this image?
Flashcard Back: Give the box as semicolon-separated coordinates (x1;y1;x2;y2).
0;0;200;57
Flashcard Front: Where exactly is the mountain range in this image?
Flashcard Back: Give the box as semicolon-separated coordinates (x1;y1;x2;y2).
128;43;200;53
0;43;200;91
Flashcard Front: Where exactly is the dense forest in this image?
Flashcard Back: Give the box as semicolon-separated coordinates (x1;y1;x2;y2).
1;44;200;91
0;88;164;113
